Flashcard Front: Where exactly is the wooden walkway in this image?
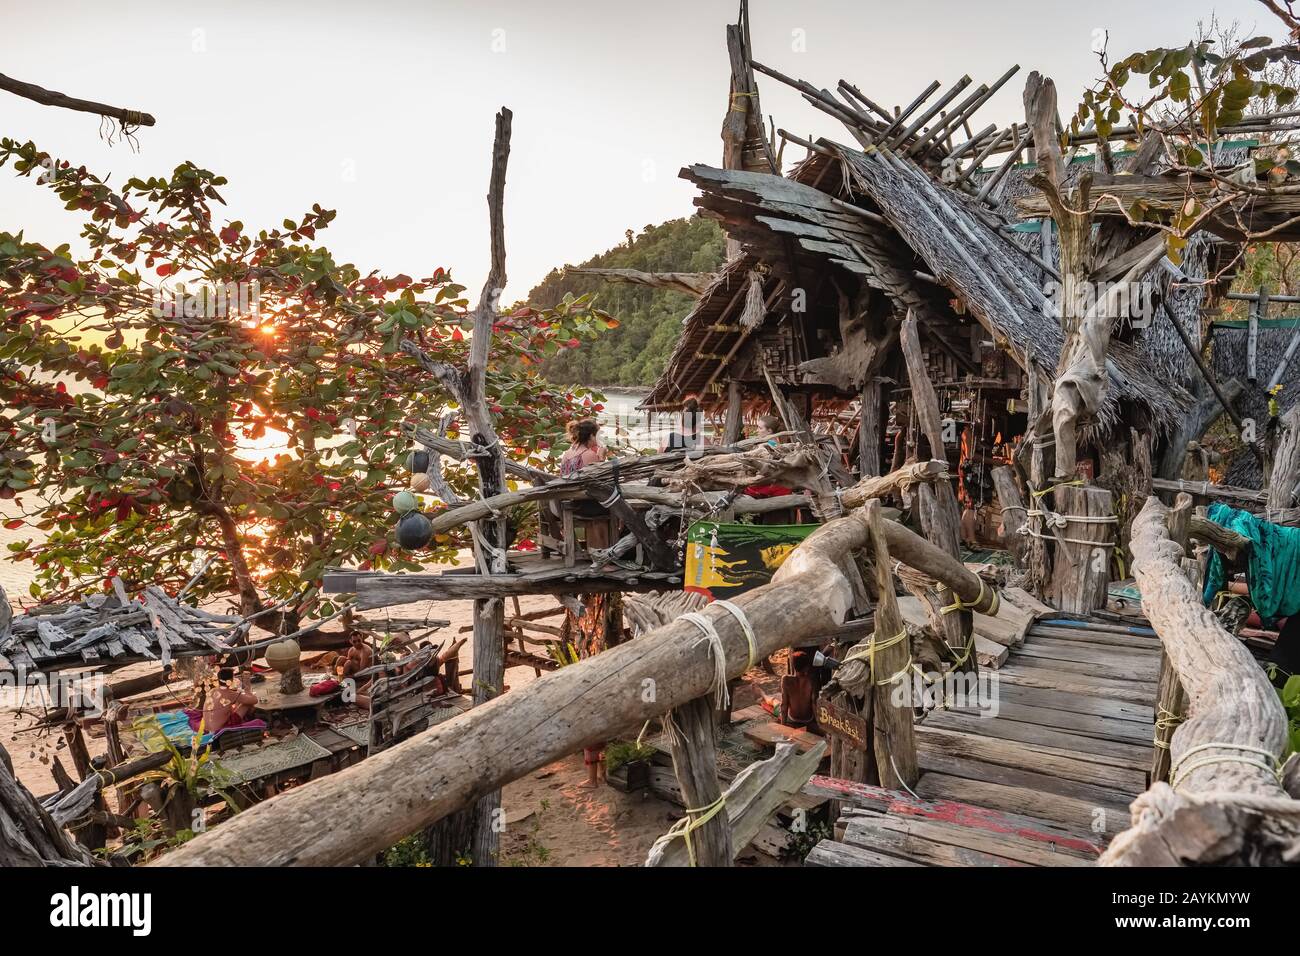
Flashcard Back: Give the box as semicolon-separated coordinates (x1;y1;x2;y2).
806;614;1160;866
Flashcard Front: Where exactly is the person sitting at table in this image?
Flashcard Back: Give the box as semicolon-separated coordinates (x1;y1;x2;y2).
202;669;258;733
336;632;375;680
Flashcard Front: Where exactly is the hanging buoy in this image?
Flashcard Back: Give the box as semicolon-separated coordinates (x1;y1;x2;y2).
396;510;434;550
410;472;432;493
392;490;418;515
407;449;429;475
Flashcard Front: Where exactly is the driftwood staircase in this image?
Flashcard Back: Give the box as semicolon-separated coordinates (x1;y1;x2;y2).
805;613;1160;866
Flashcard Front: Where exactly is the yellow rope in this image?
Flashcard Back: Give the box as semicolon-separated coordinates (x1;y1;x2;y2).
940;578;999;617
729;91;758;111
661;793;728;866
1152;705;1184;750
867;628;912;686
1031;479;1083;499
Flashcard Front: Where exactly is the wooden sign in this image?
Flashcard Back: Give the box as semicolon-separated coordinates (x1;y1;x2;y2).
817;695;868;751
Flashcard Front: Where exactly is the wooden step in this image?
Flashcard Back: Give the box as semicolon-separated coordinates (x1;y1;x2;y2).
845;812;1094;866
1012;646;1160;682
840;816;1032;866
921;709;1152;770
992;683;1154;724
916;750;1137;809
803;775;1103;854
944;700;1154;745
914;772;1130;838
996;664;1156;703
805;839;924;867
913;724;1147;792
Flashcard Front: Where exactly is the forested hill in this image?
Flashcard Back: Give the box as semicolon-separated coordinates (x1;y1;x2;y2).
526;216;725;386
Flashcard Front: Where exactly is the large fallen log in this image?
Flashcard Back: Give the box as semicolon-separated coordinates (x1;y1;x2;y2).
161;512;1004;866
1102;497;1300;866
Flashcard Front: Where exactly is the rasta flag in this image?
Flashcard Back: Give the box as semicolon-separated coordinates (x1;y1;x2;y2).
684;521;820;600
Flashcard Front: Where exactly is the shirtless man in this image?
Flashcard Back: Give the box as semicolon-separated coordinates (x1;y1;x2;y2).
336;632;374;680
202;669;258;733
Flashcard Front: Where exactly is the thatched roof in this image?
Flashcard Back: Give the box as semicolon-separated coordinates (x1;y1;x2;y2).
648;141;1194;436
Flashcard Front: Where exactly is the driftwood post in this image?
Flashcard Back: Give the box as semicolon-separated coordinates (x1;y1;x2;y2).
1150;493;1192;784
722;380;744;445
862;501;918;789
400;107;514;866
664;696;732;866
899;311;973;669
1047;484;1115;614
859;380;881;477
991;465;1028;566
1104;497;1300;865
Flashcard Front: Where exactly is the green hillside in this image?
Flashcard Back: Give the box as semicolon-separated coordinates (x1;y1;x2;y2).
526;216;725;386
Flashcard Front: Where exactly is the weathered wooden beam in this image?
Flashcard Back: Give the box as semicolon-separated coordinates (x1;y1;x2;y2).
646;740;826;866
863;502;918;789
663;695;732;866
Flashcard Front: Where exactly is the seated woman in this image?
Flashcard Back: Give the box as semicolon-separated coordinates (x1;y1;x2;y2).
560;418;612;550
202;669;258;734
560;418;607;476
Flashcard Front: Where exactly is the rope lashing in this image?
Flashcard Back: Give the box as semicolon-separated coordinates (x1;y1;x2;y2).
729;91;758;112
712;599;758;671
660;793;728;867
681;610;731;710
1169;741;1282;791
1152;705;1185;750
940;578;999;617
867;629;911;686
1031;479;1083;499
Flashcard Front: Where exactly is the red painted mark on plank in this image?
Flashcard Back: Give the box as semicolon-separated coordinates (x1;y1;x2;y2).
807;775;1102;857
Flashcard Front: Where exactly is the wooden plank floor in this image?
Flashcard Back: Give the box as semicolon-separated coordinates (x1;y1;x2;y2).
807;614;1159;866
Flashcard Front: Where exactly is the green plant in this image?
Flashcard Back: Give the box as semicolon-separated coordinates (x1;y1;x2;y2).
1277;672;1300;758
131;714;239;824
381;831;433;867
605;739;655;775
0;138;610;627
101;815;198;863
784;818;833;862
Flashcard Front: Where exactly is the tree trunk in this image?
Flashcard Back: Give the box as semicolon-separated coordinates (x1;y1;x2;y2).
1046;485;1114;615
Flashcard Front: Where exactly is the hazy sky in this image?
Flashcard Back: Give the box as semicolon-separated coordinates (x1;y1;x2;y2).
0;0;1277;300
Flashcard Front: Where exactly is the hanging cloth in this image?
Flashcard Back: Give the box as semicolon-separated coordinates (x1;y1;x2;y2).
1202;502;1300;625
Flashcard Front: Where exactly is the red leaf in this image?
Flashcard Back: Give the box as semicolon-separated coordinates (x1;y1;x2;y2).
219;225;240;244
2;519;22;530
156;263;173;277
452;327;464;342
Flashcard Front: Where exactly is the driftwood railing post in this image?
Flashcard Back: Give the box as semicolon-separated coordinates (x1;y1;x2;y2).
1151;494;1192;783
863;501;918;789
991;465;1028;567
1104;497;1300;865
899;311;974;670
1046;484;1115;615
664;696;733;866
400;107;514;866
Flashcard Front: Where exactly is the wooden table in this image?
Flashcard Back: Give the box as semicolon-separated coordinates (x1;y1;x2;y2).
253;675;341;715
